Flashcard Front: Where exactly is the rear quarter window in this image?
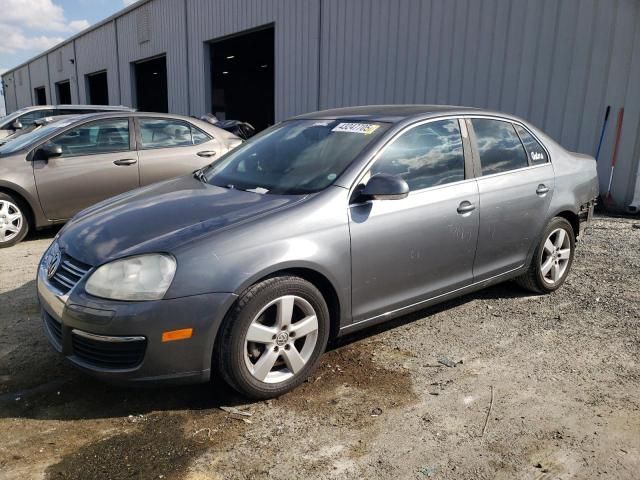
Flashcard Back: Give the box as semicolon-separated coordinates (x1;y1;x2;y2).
515;125;548;165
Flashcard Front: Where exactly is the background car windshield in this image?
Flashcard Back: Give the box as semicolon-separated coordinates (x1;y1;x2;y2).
0;119;76;155
205;119;389;194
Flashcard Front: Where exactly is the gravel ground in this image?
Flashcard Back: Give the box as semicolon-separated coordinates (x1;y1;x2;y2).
0;215;638;479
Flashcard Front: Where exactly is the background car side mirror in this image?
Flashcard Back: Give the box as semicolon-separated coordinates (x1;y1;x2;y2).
11;120;23;130
359;173;409;201
37;143;63;160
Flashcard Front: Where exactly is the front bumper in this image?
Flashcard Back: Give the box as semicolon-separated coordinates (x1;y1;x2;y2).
37;261;237;385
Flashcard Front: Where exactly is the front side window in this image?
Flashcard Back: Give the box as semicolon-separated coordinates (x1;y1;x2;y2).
471;119;528;175
515;125;548;165
18;110;54;128
370;119;465;191
139;118;210;149
204;119;390;194
51;119;130;157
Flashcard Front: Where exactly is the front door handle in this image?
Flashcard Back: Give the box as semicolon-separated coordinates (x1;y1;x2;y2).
197;150;217;158
457;201;476;214
113;158;137;166
536;184;550;195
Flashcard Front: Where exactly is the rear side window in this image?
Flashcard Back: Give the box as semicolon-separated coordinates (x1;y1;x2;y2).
471;119;528;175
515;125;548;165
371;119;465;191
51;119;130;157
139;118;210;149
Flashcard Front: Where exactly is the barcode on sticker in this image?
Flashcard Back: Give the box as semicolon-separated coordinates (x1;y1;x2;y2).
332;123;380;135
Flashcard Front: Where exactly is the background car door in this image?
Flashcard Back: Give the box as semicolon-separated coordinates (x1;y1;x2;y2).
136;117;225;186
33;117;140;220
349;118;479;323
468;118;555;281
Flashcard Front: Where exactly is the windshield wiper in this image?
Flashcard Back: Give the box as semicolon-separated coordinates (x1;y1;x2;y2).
193;168;208;183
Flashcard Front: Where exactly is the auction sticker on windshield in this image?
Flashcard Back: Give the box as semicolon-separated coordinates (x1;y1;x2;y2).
332;123;380;135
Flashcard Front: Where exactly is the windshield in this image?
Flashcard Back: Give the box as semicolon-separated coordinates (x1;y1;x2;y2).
0;118;76;155
204;119;389;194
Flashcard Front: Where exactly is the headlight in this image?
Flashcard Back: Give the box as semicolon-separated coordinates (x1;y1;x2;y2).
85;254;176;301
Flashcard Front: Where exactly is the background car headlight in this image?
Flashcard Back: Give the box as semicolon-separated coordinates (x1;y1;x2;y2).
85;254;176;301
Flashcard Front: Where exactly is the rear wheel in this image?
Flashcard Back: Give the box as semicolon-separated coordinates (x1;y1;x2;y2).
215;276;330;399
516;217;575;294
0;193;29;248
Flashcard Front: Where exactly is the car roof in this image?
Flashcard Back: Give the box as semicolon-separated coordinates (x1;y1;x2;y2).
8;105;135;114
293;104;500;123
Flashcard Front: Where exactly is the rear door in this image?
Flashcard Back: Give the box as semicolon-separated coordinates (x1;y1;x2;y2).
467;118;554;281
135;117;225;186
349;118;479;322
33;117;140;220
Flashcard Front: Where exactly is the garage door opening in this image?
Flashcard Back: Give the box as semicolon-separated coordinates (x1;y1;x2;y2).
34;86;47;105
134;55;168;113
209;26;274;131
56;80;72;104
86;71;109;105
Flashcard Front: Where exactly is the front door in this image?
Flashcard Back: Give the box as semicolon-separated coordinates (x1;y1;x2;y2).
33;118;139;220
468;118;555;281
349;118;479;323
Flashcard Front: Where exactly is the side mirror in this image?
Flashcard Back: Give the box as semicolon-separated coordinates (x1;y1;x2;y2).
11;120;23;130
37;143;63;160
359;173;409;201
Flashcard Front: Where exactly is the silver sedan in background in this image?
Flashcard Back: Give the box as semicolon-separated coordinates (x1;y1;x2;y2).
0;112;241;247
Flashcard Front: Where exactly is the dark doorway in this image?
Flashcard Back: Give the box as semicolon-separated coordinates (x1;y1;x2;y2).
134;55;168;112
210;26;274;131
86;71;109;105
34;86;47;105
56;80;72;104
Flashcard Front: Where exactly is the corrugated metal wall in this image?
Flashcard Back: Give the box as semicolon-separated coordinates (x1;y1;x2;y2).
1;0;639;207
46;43;78;104
2;72;16;113
75;22;121;105
317;0;640;207
116;0;189;113
187;0;321;120
28;56;49;103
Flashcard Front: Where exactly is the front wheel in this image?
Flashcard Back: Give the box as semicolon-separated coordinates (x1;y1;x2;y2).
516;217;575;294
0;193;29;248
214;276;330;399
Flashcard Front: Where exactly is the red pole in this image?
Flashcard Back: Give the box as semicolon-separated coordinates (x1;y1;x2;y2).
606;107;624;204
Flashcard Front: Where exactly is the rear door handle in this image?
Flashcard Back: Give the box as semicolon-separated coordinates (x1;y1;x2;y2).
457;201;476;214
197;150;217;158
113;158;137;166
536;184;550;195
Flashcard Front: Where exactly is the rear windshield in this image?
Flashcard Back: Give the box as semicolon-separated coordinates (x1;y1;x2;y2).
204;119;389;194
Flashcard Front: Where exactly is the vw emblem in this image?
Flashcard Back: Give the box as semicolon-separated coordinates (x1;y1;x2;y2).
47;250;62;279
275;331;289;347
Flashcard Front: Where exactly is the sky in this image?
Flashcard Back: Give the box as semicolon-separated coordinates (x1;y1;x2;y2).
0;0;137;115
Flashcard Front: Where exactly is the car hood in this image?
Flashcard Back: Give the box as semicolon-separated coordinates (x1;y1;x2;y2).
58;175;304;266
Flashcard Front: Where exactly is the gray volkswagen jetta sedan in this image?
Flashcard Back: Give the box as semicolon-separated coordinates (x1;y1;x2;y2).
37;105;598;399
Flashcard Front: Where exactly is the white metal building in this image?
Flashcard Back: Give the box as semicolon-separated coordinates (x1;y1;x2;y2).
2;0;639;211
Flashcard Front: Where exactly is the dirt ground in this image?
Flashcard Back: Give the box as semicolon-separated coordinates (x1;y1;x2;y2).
0;215;638;480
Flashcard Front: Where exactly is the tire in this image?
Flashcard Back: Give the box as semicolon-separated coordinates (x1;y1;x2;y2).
516;217;575;294
0;192;29;248
214;275;330;399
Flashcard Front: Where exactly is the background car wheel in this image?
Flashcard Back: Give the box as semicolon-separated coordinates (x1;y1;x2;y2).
215;275;330;399
516;217;575;294
0;193;29;248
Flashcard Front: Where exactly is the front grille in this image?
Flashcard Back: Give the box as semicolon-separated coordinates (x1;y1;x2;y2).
43;310;62;346
71;331;146;369
49;254;92;294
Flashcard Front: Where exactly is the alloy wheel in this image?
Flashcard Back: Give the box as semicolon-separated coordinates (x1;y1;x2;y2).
244;295;319;384
540;227;571;285
0;200;23;244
